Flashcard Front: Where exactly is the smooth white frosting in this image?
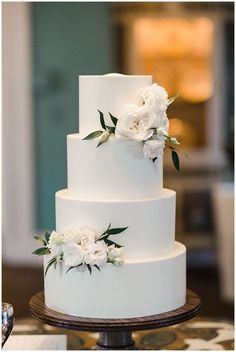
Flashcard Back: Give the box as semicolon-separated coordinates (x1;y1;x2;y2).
67;134;163;200
79;74;152;135
56;189;176;259
44;242;186;318
43;74;187;318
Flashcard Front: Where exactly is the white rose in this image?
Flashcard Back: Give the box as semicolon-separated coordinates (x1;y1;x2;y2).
115;104;154;141
62;225;81;244
141;84;169;129
48;231;64;257
143;139;165;159
62;242;85;267
84;240;107;267
140;83;168;111
107;245;124;266
80;228;96;250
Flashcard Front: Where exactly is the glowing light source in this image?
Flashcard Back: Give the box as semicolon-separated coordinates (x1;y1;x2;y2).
132;17;214;102
169;118;197;146
169;118;184;136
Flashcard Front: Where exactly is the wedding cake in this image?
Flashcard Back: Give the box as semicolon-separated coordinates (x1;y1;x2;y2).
34;74;186;319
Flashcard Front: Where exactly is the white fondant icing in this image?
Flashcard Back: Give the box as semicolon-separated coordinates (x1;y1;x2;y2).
79;75;152;135
43;74;187;319
56;189;176;259
44;242;186;318
104;73;124;76
67;134;163;200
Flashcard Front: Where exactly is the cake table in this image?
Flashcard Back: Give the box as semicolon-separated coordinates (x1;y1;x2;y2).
30;289;201;350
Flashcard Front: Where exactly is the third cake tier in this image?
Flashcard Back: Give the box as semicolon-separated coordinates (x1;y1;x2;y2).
56;188;176;259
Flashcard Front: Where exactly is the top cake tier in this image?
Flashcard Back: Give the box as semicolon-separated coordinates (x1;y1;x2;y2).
79;74;152;136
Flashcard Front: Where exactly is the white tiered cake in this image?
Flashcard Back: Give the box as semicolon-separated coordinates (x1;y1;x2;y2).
44;74;186;318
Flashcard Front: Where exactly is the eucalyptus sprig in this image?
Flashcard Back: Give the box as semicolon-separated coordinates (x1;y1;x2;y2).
83;110;118;147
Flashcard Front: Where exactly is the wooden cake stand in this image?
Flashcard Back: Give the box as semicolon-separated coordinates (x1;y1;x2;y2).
30;289;201;350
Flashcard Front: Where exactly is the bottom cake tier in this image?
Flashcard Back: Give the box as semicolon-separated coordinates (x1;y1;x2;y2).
44;241;186;319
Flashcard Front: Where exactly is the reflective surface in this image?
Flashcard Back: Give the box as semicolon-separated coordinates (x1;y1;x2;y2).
2;303;14;347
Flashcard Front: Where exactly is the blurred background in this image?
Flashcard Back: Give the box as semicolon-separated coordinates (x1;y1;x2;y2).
2;2;234;321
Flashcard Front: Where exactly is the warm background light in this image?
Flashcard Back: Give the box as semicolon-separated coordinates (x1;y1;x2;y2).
133;17;214;102
169;118;197;147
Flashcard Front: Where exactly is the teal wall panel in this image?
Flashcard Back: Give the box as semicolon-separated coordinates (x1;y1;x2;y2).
32;3;115;230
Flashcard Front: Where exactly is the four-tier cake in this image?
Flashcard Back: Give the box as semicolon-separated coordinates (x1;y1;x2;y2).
42;74;186;318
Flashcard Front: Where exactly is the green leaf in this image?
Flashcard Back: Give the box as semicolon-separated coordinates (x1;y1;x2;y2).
168;93;179;105
105;238;123;248
45;258;57;276
152;157;157;163
83;130;103;140
171;150;180;171
109;113;118;126
103;222;112;235
97;132;111;147
169;146;188;159
32;247;50;256
97;223;112;241
98;110;106;130
99;225;128;241
94;265;100;271
66;263;83;274
106;126;115;134
34;236;46;246
87;264;92;274
44;232;50;244
107;226;128;235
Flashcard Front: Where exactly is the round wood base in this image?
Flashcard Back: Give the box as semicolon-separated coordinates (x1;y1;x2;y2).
30;289;201;350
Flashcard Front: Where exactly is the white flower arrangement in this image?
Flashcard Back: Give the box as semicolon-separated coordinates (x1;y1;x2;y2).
33;223;127;275
83;82;187;170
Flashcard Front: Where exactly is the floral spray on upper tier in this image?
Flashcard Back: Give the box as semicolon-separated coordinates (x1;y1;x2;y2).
83;82;187;170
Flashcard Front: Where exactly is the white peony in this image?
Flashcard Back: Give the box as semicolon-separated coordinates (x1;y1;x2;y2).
48;231;64;257
62;225;81;244
84;240;107;267
140;83;168;111
143;139;165;159
158;112;169;131
140;83;169;130
80;228;96;250
115;104;154;141
62;242;85;267
107;245;124;266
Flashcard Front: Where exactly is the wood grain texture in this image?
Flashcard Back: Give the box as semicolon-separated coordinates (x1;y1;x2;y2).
29;289;201;332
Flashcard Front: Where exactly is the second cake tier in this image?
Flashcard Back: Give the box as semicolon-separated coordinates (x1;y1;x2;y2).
56;189;176;259
67;134;163;200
